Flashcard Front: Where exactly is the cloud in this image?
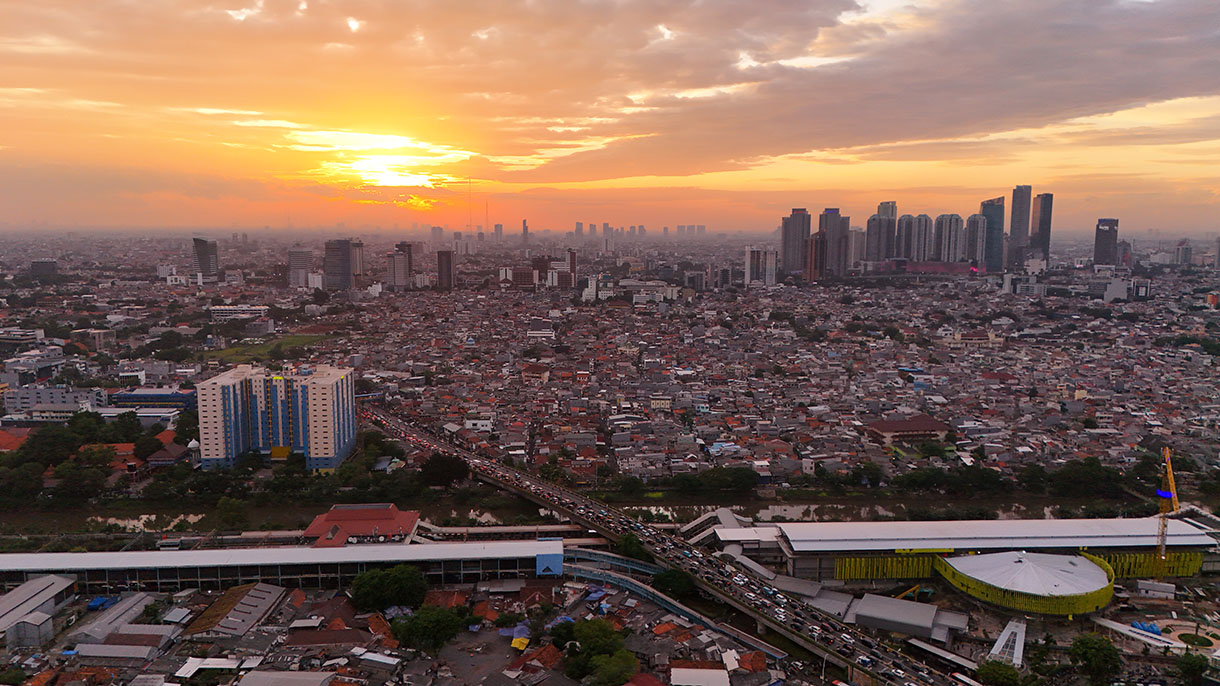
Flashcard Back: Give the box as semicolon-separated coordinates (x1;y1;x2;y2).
2;0;1220;230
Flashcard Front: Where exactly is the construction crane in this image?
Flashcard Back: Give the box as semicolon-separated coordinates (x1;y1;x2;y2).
1155;446;1180;576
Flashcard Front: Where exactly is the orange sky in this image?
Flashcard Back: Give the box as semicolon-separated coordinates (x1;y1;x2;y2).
2;0;1219;236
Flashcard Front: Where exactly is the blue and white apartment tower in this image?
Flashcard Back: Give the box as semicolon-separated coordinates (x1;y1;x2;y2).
198;364;357;472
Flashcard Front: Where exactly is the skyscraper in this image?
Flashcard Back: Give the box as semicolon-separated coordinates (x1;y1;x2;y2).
198;364;356;471
323;239;352;290
744;247;778;287
522;219;529;243
493;223;503;241
895;214;915;259
965;214;988;265
1093;219;1120;265
815;208;850;277
288;248;311;288
349;239;365;285
431;225;444;244
877;201;898;258
191;238;219;284
934;214;964;262
437;249;456;290
865;215;884;263
1008;185;1032;269
911;214;934;262
980;197;1005;273
1030;193;1053;263
388;251;412;290
780;208;812;278
575;221;583;237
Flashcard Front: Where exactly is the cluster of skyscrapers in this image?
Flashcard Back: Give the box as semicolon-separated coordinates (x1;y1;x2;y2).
773;186;1056;280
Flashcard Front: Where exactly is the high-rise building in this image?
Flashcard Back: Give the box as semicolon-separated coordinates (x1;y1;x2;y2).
847;228;867;269
349;240;365;283
191;238;220;284
431;225;444;244
895;214;915;259
965;214;988;265
877;201;898;258
388;251;412;290
198;364;356;471
437;249;456;290
1093;219;1120;265
30;259;57;278
910;214;934;262
1030;193;1054;263
493;223;503;241
288;248;311;288
934;214;964;262
567;249;578;289
323;239;352;290
1173;240;1193;265
575;222;583;237
865;215;884;263
1008;185;1032;270
814;208;850;277
744;247;778;287
522;219;529;243
780;208;812;278
980;197;1005;273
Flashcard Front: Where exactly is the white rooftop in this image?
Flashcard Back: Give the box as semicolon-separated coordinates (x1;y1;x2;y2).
0;540;563;573
944;552;1110;596
777;518;1214;553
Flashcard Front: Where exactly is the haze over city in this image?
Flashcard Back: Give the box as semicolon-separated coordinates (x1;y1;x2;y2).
3;0;1220;234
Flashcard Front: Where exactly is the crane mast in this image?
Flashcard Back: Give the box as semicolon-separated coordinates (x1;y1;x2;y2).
1155;446;1180;575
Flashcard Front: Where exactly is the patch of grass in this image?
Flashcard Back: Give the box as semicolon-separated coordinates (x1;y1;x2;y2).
1179;633;1213;647
643;492;666;499
204;334;329;364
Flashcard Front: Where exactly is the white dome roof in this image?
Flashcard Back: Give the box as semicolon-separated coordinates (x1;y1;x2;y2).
944;551;1109;597
187;439;200;449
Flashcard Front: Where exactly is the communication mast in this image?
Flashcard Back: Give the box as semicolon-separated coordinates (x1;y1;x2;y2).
1155;446;1180;575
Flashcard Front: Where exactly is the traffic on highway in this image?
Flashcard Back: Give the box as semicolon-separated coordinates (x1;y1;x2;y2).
363;406;953;686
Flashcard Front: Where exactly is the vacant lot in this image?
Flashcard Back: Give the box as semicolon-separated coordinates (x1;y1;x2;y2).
204;334;329;364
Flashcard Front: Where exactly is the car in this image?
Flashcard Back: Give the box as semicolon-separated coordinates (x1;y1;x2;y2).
855;656;873;668
840;633;855;644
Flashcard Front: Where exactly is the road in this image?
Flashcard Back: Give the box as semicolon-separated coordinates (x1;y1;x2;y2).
363;406;961;686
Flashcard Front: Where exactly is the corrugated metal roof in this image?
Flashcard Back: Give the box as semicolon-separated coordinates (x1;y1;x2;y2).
0;540;563;573
776;518;1215;553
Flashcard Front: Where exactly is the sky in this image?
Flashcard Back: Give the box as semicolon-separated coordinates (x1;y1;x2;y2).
1;0;1219;236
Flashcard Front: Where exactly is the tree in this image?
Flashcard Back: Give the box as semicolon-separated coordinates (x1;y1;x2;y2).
77;444;117;467
175;410;199;444
564;619;626;679
0;669;28;686
134;435;165;461
111;411;145;442
1177;652;1210;686
975;660;1021;686
613;476;644;496
613;533;653;562
1018;464;1048;494
212;496;250;530
392;605;469;652
652;569;697;599
20;424;82;466
53;461;106;502
590;650;638;686
420;453;470;488
350;564;427;610
1068;634;1122;686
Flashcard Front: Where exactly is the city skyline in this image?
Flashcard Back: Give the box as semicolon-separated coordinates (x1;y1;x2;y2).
2;0;1219;234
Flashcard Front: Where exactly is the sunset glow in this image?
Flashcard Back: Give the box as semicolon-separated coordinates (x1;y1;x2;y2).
1;0;1218;232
